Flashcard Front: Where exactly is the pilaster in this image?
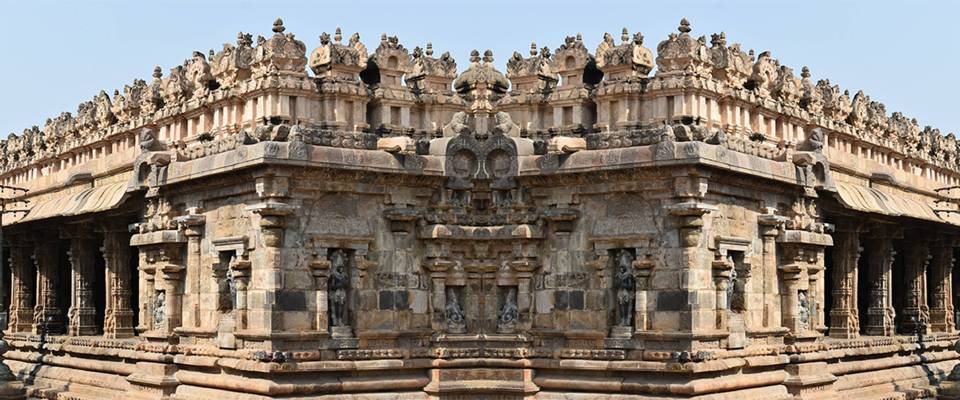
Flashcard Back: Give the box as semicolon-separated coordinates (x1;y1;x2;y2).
828;225;862;339
101;224;135;338
32;232;61;334
864;226;899;336
61;226;98;336
929;238;956;333
6;239;33;333
901;239;931;334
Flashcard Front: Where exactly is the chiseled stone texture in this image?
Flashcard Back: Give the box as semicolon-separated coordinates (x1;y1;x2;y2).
0;17;959;400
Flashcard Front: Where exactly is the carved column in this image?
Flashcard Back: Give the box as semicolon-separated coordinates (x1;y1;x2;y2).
666;196;717;335
929;241;955;333
759;213;786;329
829;228;861;338
308;251;331;332
228;257;251;331
131;229;187;338
424;257;456;333
179;213;205;329
901;241;931;333
633;253;654;332
101;228;135;338
712;256;733;331
137;262;156;334
778;260;804;335
6;240;34;333
32;235;61;334
864;231;896;336
63;228;98;336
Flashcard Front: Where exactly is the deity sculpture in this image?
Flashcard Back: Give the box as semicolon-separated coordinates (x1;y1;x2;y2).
328;249;349;327
498;286;519;333
614;249;636;327
445;286;466;333
726;258;738;310
153;291;166;329
798;291;810;330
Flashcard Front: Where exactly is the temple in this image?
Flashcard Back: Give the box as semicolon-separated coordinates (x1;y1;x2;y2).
2;17;960;399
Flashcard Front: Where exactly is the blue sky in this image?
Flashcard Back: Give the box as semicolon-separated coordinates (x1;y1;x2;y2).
1;0;957;137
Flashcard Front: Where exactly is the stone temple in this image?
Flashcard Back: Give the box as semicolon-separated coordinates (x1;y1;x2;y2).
2;16;960;399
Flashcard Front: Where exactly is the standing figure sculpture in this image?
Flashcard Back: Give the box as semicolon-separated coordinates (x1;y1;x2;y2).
328;250;349;328
498;286;519;333
798;291;810;330
615;250;636;327
153;291;166;329
445;286;466;333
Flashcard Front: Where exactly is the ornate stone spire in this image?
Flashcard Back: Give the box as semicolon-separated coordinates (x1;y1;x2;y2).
655;18;710;77
308;28;367;80
551;33;591;88
597;27;654;79
251;17;307;77
405;42;457;93
505;41;558;94
369;34;411;87
211;32;255;87
708;32;751;86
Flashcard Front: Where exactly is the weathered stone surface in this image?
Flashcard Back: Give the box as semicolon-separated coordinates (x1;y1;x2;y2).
0;16;959;400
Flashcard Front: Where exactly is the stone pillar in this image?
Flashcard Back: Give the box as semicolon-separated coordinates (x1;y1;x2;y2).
829;228;861;338
308;252;330;332
506;257;537;333
712;257;733;331
759;213;786;329
779;262;804;334
901;241;931;334
32;236;62;334
929;241;956;333
131;230;187;338
101;229;135;338
157;261;185;335
228;257;250;331
63;229;98;336
864;233;896;336
424;257;455;333
633;253;654;332
6;241;34;333
180;214;204;329
137;263;156;334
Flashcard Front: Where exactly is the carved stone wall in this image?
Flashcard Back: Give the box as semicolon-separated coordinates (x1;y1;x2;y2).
0;17;959;400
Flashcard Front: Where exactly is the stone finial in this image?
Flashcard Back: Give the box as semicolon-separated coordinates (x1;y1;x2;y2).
621;28;629;43
576;33;582;42
530;42;537;56
252;18;307;77
426;42;433;56
238;31;252;46
801;66;811;79
152;66;162;79
655;18;709;77
308;28;367;77
469;49;480;64
483;49;494;63
710;32;726;47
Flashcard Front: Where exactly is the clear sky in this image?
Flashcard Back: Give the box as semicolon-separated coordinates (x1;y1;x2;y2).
1;0;957;137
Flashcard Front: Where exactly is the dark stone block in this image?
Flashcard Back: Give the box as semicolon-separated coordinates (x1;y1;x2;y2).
657;291;688;311
395;290;409;310
568;290;585;310
555;290;569;311
379;291;395;310
277;291;307;311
